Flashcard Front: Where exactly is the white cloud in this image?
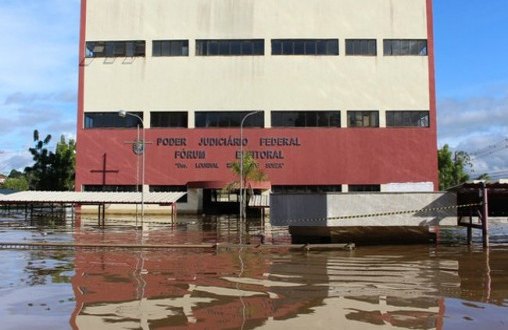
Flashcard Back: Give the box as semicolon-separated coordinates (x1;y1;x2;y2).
0;150;32;174
0;1;79;93
438;92;508;144
437;89;508;178
0;0;79;173
4;91;76;105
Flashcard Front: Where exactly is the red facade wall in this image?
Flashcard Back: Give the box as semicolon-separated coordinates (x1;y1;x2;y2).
75;128;438;189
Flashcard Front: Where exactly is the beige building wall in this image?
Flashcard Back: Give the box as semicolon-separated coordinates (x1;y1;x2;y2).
83;0;430;128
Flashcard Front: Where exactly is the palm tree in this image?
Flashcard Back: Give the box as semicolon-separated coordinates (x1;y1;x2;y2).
226;151;267;218
25;130;53;190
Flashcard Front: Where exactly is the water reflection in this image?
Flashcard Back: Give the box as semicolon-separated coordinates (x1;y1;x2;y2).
1;213;508;329
69;245;508;329
67;218;508;329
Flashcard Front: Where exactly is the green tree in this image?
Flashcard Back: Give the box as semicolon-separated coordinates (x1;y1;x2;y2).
475;173;491;181
52;135;76;191
24;129;53;190
8;169;24;179
226;151;267;217
3;176;29;191
438;144;471;190
24;130;76;191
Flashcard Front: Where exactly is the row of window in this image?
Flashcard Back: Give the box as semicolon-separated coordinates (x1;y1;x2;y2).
83;184;381;195
272;185;342;193
153;40;189;57
272;39;339;56
271;185;381;193
84;111;429;129
196;39;264;56
85;39;427;58
85;41;146;58
195;111;264;128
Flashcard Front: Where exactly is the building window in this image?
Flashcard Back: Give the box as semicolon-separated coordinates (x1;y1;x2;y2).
152;40;189;56
195;111;264;128
196;39;264;56
271;111;340;128
151;112;188;128
383;39;427;56
211;189;239;202
272;185;342;193
84;112;143;129
345;39;377;56
386;111;430;127
347;111;379;128
271;39;338;55
149;185;187;203
349;185;381;192
85;41;146;58
83;185;140;192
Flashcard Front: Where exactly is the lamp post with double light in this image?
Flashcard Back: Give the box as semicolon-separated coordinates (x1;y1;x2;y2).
118;110;145;227
239;111;260;221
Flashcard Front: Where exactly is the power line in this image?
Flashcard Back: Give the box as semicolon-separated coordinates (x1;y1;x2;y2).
487;169;508;179
470;138;508;158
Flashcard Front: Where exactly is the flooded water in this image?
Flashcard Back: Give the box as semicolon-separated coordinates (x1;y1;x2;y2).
0;212;507;329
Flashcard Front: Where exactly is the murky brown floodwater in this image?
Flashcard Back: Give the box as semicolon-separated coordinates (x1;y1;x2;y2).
0;213;507;329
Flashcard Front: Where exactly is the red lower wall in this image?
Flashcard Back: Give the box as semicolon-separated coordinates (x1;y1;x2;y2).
75;128;438;190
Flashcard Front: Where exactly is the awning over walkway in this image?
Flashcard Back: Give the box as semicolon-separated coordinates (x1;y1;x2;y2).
249;194;270;208
448;180;508;217
0;191;187;205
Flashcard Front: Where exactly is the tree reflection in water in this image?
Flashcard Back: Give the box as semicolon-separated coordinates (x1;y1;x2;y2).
1;214;507;329
69;230;508;330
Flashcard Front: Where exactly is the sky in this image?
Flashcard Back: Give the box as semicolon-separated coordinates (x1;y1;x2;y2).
0;0;506;179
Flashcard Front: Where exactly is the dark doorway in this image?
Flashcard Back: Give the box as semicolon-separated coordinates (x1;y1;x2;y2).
202;189;261;216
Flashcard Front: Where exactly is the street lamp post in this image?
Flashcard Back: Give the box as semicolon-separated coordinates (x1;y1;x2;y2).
239;111;260;222
119;110;145;227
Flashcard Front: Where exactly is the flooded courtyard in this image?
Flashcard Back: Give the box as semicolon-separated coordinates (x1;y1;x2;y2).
0;212;507;329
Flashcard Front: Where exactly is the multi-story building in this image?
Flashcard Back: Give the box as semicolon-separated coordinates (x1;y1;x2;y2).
76;0;438;213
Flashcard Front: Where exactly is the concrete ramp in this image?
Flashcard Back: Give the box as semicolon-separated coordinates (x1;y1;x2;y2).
271;192;457;227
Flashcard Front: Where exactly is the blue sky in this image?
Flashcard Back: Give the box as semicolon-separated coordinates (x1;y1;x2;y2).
0;0;506;178
0;0;79;173
434;0;508;177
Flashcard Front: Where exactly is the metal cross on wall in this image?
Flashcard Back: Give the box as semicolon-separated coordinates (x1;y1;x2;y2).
90;153;119;189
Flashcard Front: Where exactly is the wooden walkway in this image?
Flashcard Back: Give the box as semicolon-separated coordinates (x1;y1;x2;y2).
452;181;508;247
0;241;354;251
